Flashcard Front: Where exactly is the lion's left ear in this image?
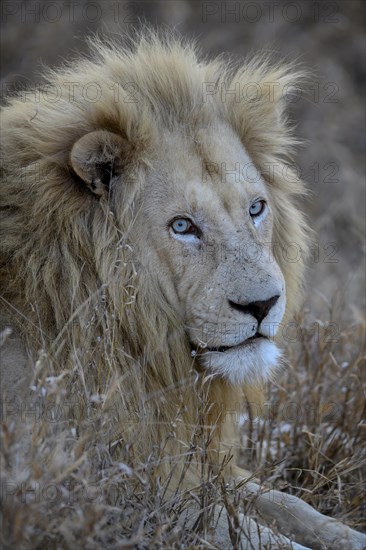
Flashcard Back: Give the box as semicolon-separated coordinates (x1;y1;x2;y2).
70;130;130;198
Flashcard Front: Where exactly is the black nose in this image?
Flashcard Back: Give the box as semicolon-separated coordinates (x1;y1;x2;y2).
228;295;280;325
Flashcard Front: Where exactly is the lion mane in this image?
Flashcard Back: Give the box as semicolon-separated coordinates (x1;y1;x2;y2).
0;32;309;481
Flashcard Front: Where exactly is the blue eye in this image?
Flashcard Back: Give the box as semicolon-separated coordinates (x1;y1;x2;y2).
170;217;200;237
172;219;190;233
249;200;266;218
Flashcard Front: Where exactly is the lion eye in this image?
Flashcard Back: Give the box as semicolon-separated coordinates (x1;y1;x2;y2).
171;218;198;235
249;199;266;218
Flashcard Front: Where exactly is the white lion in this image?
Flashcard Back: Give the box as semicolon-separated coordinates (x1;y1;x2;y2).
1;31;365;549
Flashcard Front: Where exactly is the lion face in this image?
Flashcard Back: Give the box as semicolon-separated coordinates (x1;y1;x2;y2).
70;122;285;386
136;123;286;385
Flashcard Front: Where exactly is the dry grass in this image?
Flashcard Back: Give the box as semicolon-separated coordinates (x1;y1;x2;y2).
1;298;365;549
241;302;366;532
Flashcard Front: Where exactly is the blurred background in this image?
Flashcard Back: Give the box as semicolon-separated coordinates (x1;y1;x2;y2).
1;0;365;318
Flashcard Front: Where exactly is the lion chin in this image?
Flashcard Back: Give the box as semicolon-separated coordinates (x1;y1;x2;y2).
199;337;282;385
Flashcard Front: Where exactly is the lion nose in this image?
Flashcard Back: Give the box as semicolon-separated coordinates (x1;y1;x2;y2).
228;295;280;325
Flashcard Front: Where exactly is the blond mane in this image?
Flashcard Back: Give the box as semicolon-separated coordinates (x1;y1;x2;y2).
0;30;308;476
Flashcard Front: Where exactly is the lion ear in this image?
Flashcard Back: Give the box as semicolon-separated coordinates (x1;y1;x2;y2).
70;130;130;198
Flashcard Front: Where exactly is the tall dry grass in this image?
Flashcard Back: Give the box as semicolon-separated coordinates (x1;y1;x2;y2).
1;298;365;548
240;303;366;533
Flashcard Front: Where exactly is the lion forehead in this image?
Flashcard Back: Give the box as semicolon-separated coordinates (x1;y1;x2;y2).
151;126;268;218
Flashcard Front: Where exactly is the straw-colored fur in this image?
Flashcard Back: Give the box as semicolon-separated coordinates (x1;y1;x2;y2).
2;32;365;549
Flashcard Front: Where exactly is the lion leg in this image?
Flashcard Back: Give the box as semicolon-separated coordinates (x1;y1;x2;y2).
213;505;311;549
181;503;311;549
241;481;366;550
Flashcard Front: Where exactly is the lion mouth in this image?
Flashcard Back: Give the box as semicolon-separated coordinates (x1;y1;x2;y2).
192;333;266;354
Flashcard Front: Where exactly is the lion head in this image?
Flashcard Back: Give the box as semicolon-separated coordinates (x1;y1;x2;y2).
0;32;309;466
70;121;288;386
